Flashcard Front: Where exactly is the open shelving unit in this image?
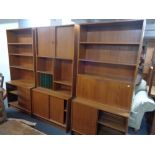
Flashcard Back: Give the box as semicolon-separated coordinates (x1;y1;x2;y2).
71;20;146;135
6;28;36;113
32;25;78;131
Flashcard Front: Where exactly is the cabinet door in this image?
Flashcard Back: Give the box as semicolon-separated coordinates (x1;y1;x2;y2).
72;102;98;135
18;87;31;111
37;27;55;57
50;96;64;124
56;26;74;59
32;90;49;119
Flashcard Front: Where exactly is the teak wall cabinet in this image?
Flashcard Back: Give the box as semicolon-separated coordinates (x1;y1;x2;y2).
6;20;145;134
71;20;146;135
32;25;78;131
6;28;36;114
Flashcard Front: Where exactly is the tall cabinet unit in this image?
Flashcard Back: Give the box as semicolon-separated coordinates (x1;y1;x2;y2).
6;28;36;113
71;20;145;135
32;25;78;131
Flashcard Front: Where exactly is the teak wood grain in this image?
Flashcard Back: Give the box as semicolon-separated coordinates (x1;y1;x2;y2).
32;90;49;119
50;96;64;124
76;75;133;110
37;57;54;74
18;86;31;111
79;44;139;65
72;102;98;135
56;26;74;59
37;27;55;57
7;28;33;44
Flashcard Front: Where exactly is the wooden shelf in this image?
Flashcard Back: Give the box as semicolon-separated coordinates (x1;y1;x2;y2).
9;53;33;57
9;101;30;113
80;42;140;45
55;57;73;61
98;120;126;132
79;59;137;67
79;20;143;26
9;90;18;95
37;56;54;59
6;80;35;89
34;87;71;100
78;74;133;84
54;80;72;86
55;89;71;97
10;66;34;71
73;97;130;118
37;70;53;75
64;109;67;112
8;43;32;45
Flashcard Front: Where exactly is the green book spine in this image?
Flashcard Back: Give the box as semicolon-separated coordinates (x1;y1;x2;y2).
46;74;49;89
39;74;41;87
42;73;44;88
50;75;52;89
51;75;53;89
48;75;50;89
41;73;43;87
44;74;47;88
40;73;43;87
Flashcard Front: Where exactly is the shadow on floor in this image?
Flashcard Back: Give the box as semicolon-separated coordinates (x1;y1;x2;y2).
6;107;70;135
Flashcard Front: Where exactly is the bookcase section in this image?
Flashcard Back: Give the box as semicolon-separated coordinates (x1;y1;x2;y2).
71;20;145;135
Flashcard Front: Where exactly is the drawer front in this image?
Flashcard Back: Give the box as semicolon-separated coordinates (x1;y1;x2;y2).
32;90;49;119
50;96;64;124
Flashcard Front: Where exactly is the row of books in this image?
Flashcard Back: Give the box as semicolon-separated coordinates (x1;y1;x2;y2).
39;73;52;89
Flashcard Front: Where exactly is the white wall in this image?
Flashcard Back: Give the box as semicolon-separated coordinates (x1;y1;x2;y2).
0;22;18;88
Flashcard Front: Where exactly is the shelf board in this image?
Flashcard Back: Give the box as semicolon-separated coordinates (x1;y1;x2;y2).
98;120;126;132
73;97;130;118
79;59;137;67
9;90;18;95
80;41;140;45
6;80;35;89
55;57;73;61
79;20;143;26
78;74;133;84
34;87;71;100
9;53;33;57
55;89;71;97
54;80;72;86
9;101;30;113
10;66;34;71
37;70;53;75
8;43;32;45
37;56;54;59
